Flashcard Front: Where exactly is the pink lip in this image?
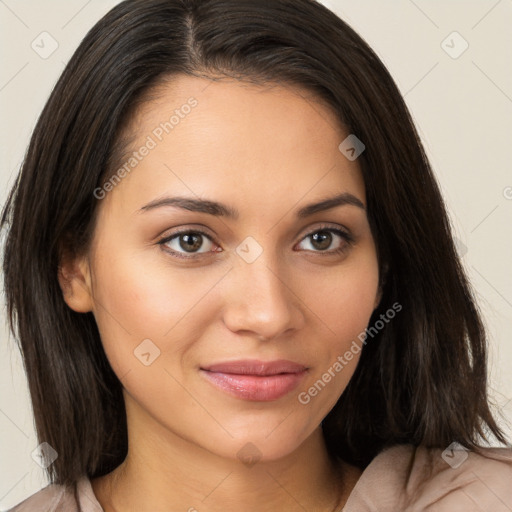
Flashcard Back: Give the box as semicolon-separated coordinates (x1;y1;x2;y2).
200;359;308;401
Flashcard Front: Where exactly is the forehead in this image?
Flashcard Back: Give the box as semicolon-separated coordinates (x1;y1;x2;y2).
102;75;365;219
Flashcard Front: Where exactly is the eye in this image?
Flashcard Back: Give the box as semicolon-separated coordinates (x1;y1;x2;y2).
158;228;219;259
158;224;354;260
296;225;354;255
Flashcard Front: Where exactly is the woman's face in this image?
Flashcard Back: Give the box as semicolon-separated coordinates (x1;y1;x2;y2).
64;75;381;462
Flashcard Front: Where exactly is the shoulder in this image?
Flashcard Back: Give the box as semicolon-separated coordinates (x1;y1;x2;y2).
6;483;68;512
409;443;512;511
6;477;98;512
350;443;512;511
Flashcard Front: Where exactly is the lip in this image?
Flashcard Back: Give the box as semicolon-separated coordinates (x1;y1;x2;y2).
200;359;308;401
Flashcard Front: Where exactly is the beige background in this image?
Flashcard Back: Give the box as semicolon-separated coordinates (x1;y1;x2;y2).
1;0;511;508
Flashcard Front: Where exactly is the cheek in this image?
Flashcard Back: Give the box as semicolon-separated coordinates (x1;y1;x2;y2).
302;248;380;349
295;244;379;403
88;246;227;373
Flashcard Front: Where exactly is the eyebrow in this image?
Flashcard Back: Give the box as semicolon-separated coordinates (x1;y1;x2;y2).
138;192;365;219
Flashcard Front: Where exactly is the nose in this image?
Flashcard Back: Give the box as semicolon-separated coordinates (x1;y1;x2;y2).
221;252;305;341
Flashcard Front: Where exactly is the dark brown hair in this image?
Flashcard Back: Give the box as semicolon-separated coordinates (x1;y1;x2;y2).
1;0;508;487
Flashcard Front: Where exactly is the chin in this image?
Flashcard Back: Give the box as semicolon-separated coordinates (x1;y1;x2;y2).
205;419;315;465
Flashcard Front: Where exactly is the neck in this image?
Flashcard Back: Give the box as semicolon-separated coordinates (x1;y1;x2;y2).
92;395;360;512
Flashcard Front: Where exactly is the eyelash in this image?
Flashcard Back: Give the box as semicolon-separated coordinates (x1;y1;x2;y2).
158;223;355;261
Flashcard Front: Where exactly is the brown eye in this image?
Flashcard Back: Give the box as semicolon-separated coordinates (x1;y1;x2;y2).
296;226;354;255
176;233;203;252
310;231;334;251
159;229;218;259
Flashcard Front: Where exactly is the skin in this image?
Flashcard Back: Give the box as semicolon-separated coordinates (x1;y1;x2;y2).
59;75;382;511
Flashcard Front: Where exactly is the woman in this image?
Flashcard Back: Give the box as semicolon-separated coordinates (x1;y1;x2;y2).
2;0;511;510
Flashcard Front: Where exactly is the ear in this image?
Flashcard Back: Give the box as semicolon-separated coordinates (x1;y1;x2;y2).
374;262;389;310
57;247;94;313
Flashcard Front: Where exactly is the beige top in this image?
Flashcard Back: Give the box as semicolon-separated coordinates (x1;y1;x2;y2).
7;444;512;511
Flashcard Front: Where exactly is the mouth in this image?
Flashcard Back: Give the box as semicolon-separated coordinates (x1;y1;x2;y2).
200;359;309;401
